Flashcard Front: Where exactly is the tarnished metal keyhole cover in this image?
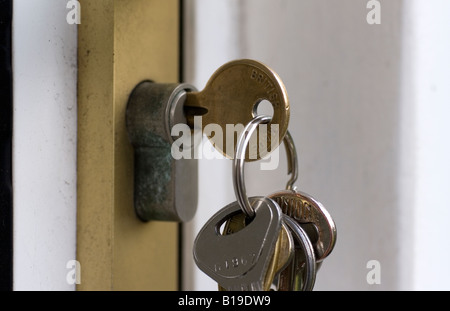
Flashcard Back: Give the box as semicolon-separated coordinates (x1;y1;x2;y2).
126;82;198;222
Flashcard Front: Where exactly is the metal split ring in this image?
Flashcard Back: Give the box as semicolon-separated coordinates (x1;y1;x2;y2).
232;115;316;291
232;116;299;218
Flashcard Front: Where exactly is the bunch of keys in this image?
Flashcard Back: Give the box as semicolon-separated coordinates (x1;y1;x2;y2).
192;60;336;291
193;120;337;291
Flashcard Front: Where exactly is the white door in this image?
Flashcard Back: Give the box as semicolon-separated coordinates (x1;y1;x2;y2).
12;0;77;291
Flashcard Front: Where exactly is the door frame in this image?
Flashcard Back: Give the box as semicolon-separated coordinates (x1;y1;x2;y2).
77;0;181;290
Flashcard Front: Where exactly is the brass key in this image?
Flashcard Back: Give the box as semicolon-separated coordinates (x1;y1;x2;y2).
218;212;294;291
270;191;336;262
184;59;290;160
264;221;295;291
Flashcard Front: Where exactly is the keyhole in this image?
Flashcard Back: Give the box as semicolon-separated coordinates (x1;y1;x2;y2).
253;100;274;118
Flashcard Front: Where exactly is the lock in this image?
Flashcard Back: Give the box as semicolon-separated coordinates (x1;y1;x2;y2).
126;81;198;222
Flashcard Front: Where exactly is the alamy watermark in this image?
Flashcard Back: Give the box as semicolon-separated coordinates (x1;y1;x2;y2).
367;0;381;25
66;260;81;285
366;259;381;285
66;1;381;26
171;116;281;170
66;0;81;25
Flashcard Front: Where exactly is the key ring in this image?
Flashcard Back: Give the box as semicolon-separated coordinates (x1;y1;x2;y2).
284;130;298;191
233;115;271;218
232;119;316;290
233;116;299;218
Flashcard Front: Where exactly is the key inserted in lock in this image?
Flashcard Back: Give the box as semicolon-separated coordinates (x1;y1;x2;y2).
184;59;289;161
126;59;290;222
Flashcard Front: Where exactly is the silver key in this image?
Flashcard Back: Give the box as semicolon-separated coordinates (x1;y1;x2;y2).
193;196;282;291
282;214;317;291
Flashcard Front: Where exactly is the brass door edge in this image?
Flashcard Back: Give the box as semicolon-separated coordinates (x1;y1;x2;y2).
77;0;180;290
